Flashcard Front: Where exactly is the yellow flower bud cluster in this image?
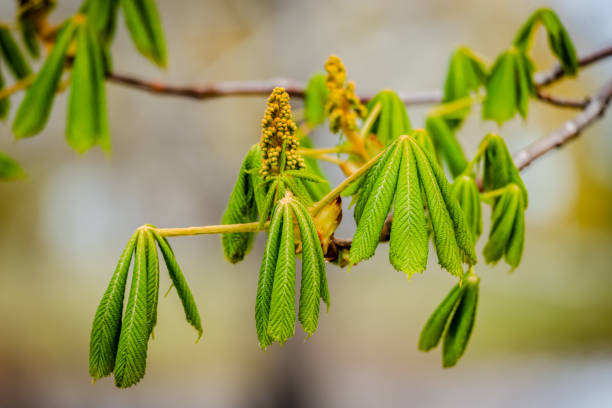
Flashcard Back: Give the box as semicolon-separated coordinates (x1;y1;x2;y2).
324;55;367;134
259;87;304;179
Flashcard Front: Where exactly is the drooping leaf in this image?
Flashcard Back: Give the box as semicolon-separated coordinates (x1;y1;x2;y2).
412;128;436;159
221;149;258;263
255;202;284;350
267;202;296;344
389;142;428;276
18;18;40;58
66;20;110;153
418;282;466;351
483;185;520;264
0;26;32;79
425;116;468;178
152;230;203;339
481;133;528;206
120;0;166;67
145;230;159;338
291;199;324;336
366;90;412;146
89;230;138;380
452;175;482;241
304;73;328;127
0;68;9;120
349;141;402;264
513;8;578;75
87;0;120;43
12;19;78;139
113;230;149;388
442;275;479;367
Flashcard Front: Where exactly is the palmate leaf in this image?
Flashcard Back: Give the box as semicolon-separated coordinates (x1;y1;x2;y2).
418;282;465;351
0;27;32;79
513;8;578;75
366;90;412;146
425;116;467;178
304;73;328;127
442;275;479;367
120;0;166;67
13;19;78;139
151;230;203;339
482;133;528;206
389;142;428;276
221;149;258;263
113;230;149;388
89;230;138;380
267;203;297;344
452;175;482;241
291;200;324;336
67;20;110;153
145;230;160;338
255;202;284;350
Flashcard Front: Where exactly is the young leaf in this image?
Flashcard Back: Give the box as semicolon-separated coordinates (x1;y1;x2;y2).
425;116;468;178
505;190;526;269
113;230;149;388
291;200;323;336
89;230;138;380
442;275;479;367
67;21;110;153
349;141;402;264
418;282;466;351
87;0;120;43
18;18;40;58
152;230;203;339
513;8;578;75
0;68;9;120
267;202;296;344
389;142;429;276
145;230;160;338
452;175;482;241
304;73;328;127
12;20;78;139
483;49;521;124
0;151;25;180
412;128;436;159
483;186;520;264
120;0;167;67
482;133;528;206
366;90;412;146
297;135;331;201
255;202;284;350
0;27;32;79
221;150;258;263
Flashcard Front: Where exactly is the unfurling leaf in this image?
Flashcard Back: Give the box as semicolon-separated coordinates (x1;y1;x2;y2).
13;20;78;138
89;230;138;380
113;230;149;388
442;275;479;367
221;148;258;263
513;8;578;75
482;49;534;125
87;0;120;43
425;116;468;178
0;27;32;79
67;20;110;153
304;73;328;127
120;0;167;67
152;230;203;339
0;69;9;120
452;175;482;241
145;230;160;338
418;282;465;351
366;90;412;146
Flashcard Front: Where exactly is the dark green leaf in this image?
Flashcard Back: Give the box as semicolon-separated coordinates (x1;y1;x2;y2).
442;275;479;367
0;68;9;120
18;18;40;58
87;0;120;43
0;27;32;79
483;186;520;264
452;175;482;240
418;282;466;351
120;0;166;67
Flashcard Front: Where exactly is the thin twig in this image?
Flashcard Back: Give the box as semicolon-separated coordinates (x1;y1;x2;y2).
535;89;590;109
534;44;612;87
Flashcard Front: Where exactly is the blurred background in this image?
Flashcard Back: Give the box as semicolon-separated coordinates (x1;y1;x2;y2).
1;0;612;406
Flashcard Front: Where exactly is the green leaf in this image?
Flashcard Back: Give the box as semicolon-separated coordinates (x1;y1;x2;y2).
513;8;578;75
18;18;40;58
291;200;324;336
120;0;167;67
482;133;528;207
304;73;328;127
0;68;9;120
412;128;436;159
0;151;26;180
89;230;138;380
259;178;280;228
152;230;203;339
442;275;479;367
267;202;296;344
221;150;258;263
349;141;402;264
366;90;412;146
145;230;160;338
66;21;110;153
389;142;428;276
452;175;482;241
425;116;467;178
87;0;120;43
12;20;78;139
483;185;520;264
297;135;331;201
0;27;32;79
113;230;149;388
505;189;526;270
418;282;466;351
255;202;284;350
483;49;519;124
410;139;465;277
